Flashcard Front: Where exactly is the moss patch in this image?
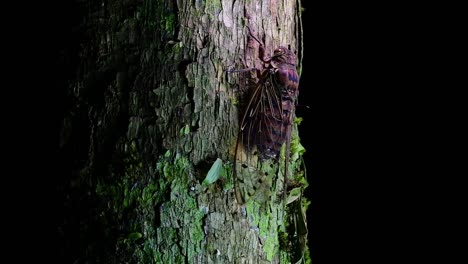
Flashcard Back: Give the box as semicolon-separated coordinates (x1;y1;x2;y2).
95;145;205;263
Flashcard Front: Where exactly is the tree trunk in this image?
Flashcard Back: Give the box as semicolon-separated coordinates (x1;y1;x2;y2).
58;0;308;263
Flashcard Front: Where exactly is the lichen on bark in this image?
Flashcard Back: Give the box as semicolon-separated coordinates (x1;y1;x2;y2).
58;0;308;263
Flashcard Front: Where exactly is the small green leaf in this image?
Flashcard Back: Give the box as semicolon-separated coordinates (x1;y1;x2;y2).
183;124;190;135
128;232;142;241
287;187;302;204
202;158;223;186
179;124;190;137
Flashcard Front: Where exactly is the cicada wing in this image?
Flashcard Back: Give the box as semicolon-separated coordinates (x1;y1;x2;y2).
234;71;284;204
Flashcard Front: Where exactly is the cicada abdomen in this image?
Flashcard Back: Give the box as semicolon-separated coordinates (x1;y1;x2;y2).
233;45;300;204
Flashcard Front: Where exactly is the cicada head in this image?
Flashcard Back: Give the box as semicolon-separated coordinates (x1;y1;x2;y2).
271;46;297;67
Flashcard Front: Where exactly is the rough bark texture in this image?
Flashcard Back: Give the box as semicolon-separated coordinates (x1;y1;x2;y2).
58;0;307;263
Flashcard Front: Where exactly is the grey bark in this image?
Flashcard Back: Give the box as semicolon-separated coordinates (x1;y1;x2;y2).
58;0;306;263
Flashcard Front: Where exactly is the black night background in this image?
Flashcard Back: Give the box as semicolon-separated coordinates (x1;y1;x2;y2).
298;2;445;263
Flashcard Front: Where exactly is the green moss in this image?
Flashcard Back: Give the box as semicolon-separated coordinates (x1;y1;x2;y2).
138;0;177;35
154;153;205;261
153;251;163;263
280;250;290;264
221;161;234;191
258;212;270;238
268;121;309;262
245;198;279;261
164;13;176;32
95;141;205;263
237;149;307;261
205;0;222;12
303;243;312;264
263;234;278;261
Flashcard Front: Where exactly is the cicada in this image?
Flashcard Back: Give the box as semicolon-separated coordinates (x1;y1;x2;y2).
229;34;300;205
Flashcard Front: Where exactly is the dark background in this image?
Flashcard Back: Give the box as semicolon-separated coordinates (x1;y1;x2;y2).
298;3;398;262
297;2;446;263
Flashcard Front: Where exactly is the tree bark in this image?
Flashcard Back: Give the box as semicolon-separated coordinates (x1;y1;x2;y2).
58;0;308;263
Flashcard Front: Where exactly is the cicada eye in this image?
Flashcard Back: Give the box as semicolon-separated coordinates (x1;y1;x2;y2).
274;48;283;56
